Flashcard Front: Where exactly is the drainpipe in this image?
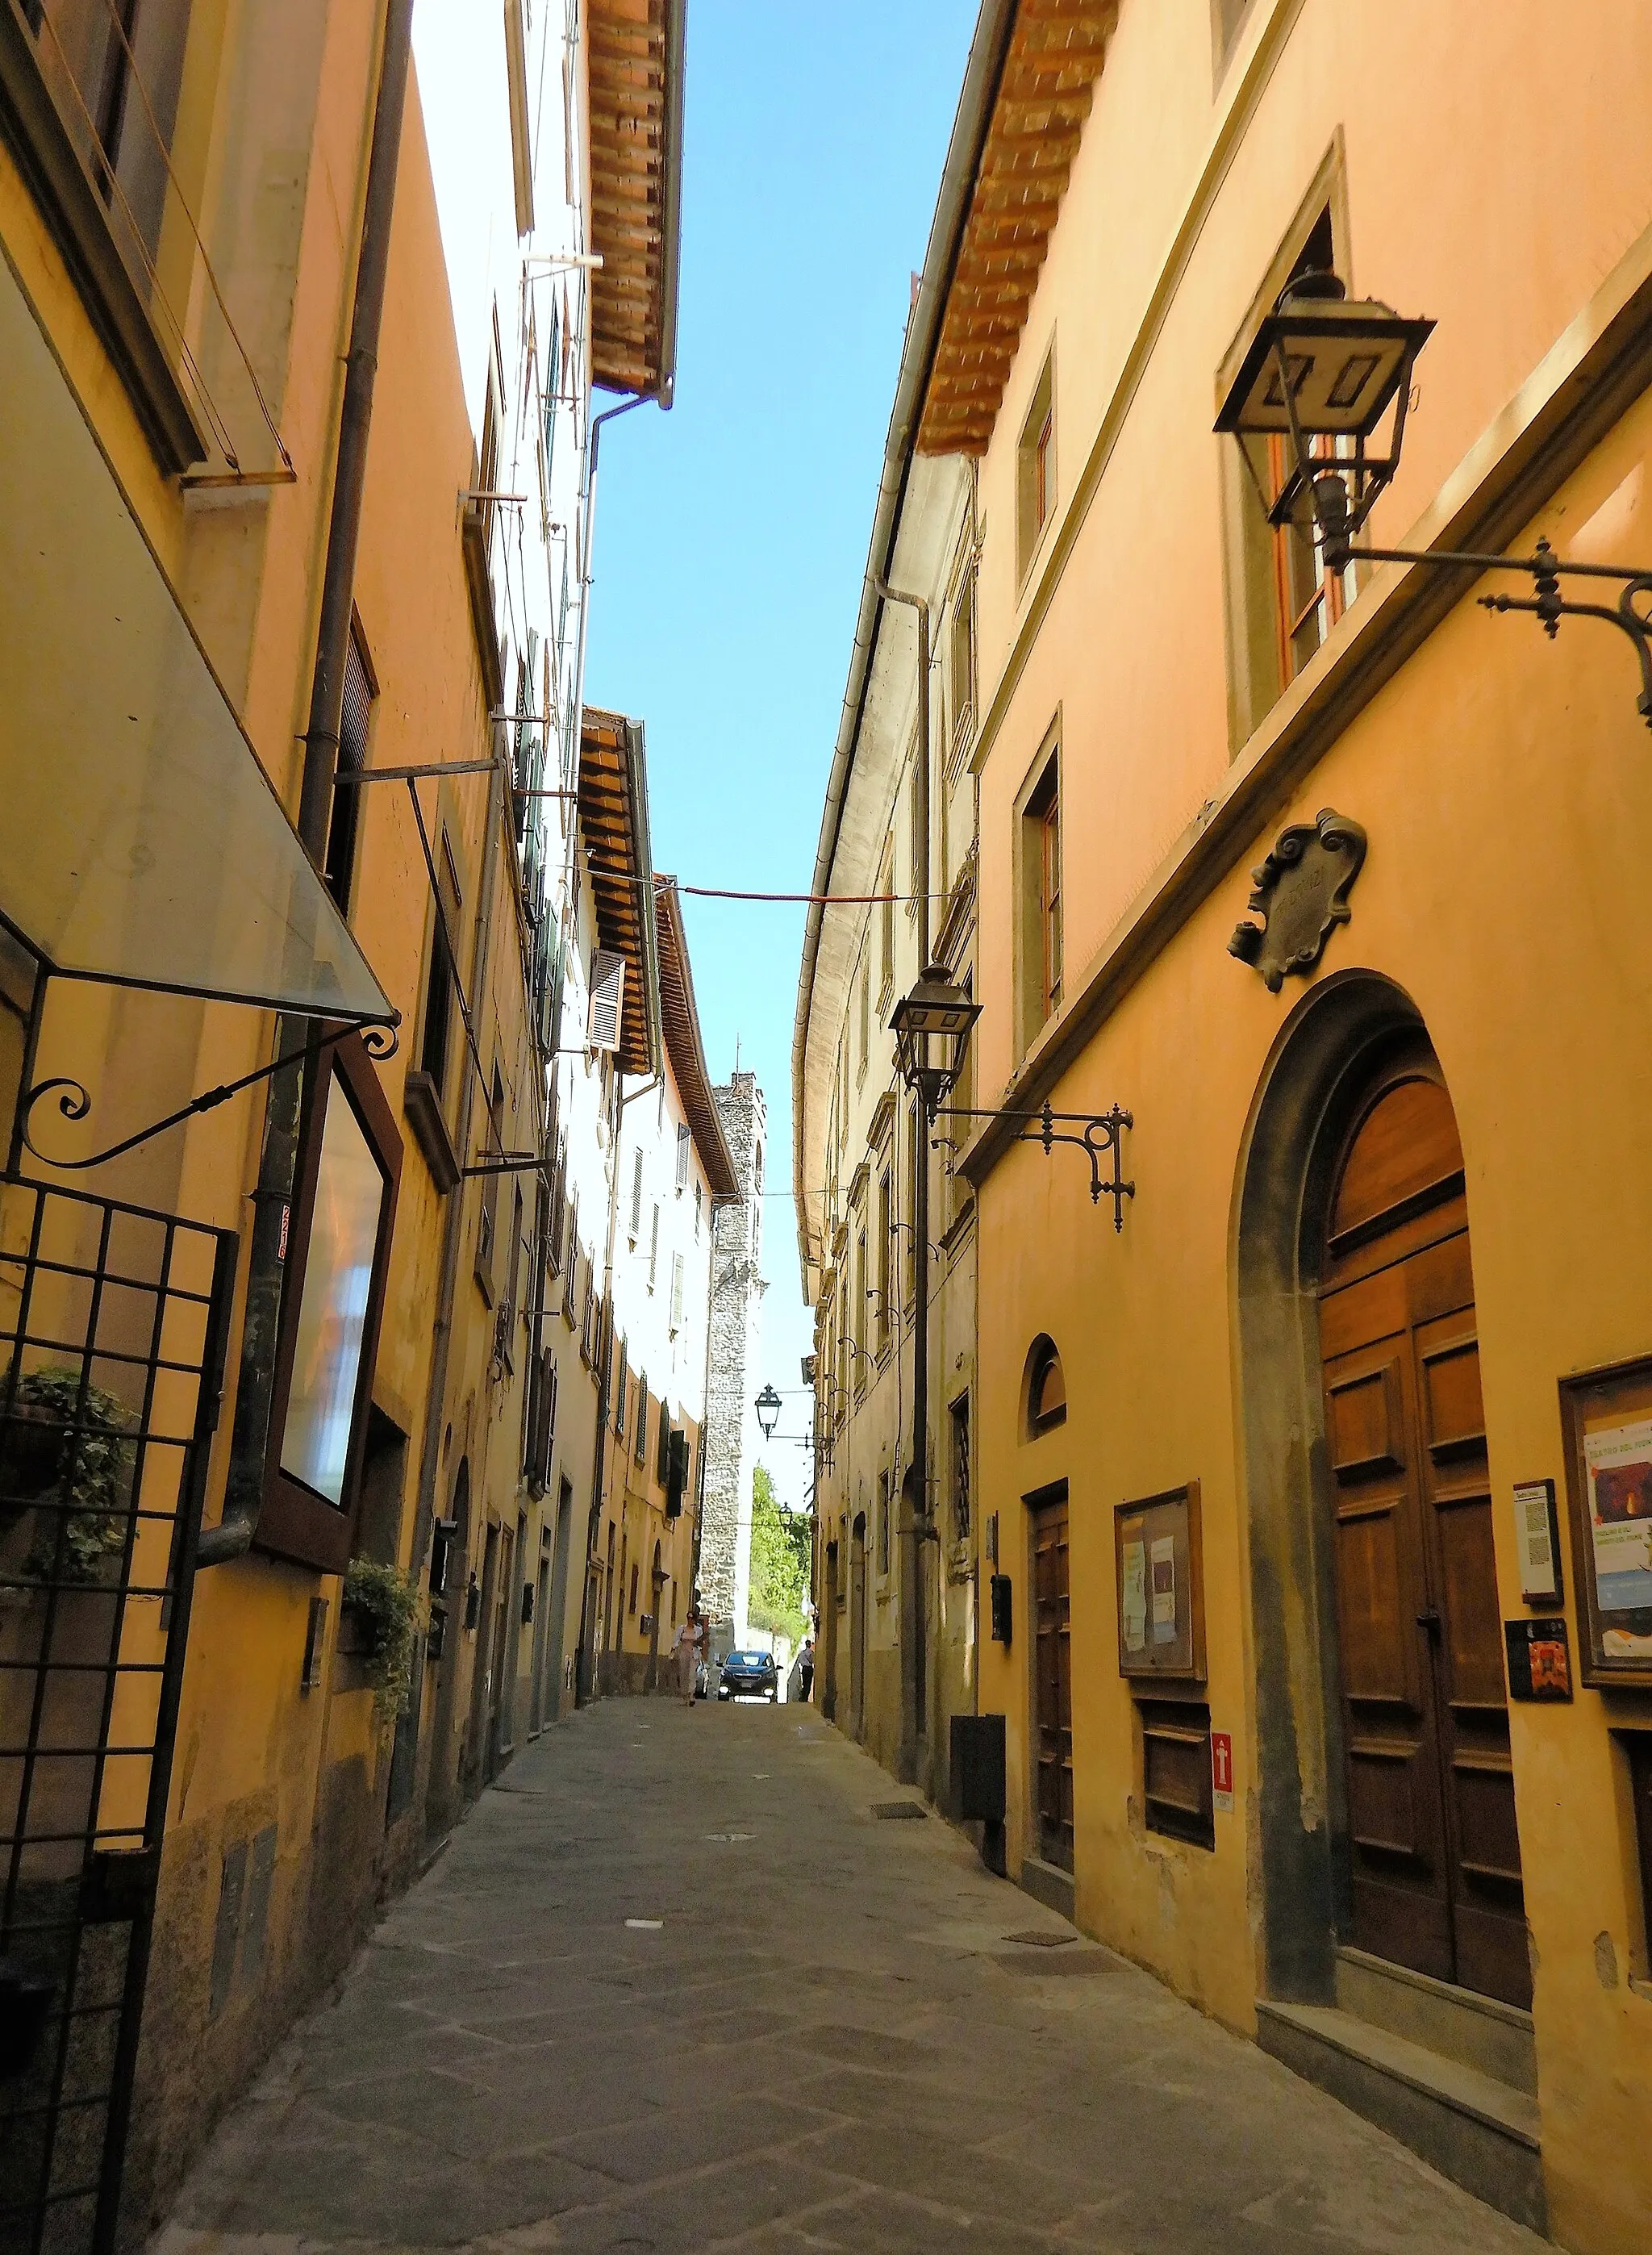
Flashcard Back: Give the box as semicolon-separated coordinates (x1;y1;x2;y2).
576;1065;660;1702
202;0;418;1567
399;750;504;1745
875;582;932;1785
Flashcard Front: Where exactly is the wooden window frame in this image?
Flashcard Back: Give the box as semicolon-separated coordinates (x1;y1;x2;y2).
1015;725;1062;1055
1016;349;1057;585
257;1033;403;1575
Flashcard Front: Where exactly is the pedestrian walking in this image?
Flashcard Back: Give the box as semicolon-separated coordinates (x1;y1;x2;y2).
798;1636;815;1703
670;1602;707;1708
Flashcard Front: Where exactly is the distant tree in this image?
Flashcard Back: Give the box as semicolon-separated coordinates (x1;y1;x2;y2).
747;1466;812;1643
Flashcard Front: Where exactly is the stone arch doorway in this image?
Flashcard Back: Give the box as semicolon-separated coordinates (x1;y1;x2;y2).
1234;971;1528;2010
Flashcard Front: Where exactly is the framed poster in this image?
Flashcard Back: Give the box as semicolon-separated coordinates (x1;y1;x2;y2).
1559;1359;1652;1689
1115;1481;1205;1682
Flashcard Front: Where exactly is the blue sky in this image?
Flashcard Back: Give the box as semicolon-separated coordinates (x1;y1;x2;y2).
584;2;979;1509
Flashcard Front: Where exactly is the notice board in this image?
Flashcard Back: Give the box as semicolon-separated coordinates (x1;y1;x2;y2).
1115;1480;1205;1683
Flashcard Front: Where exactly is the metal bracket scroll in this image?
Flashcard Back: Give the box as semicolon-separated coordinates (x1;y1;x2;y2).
941;1102;1136;1231
21;1017;399;1172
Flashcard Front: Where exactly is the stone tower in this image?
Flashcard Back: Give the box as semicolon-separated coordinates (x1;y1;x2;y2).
699;1071;766;1649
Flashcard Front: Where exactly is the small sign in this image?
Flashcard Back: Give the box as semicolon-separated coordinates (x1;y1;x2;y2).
1505;1616;1573;1701
1512;1478;1562;1604
1211;1730;1234;1813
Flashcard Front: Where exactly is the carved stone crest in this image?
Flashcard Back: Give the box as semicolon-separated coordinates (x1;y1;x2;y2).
1228;808;1367;993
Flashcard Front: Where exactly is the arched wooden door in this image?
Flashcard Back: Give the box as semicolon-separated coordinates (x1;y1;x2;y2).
1319;1048;1529;2007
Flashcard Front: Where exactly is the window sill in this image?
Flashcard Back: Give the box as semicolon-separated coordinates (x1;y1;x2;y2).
403;1071;460;1194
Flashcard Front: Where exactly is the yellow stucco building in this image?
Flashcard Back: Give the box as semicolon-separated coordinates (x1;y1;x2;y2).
799;2;1652;2245
0;1;686;2245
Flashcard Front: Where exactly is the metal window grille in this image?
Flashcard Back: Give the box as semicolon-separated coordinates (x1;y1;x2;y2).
0;1171;236;2255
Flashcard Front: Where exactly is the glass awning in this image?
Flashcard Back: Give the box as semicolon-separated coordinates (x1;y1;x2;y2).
0;258;392;1026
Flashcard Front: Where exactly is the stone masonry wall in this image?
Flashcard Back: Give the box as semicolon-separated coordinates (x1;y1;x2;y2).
700;1072;766;1648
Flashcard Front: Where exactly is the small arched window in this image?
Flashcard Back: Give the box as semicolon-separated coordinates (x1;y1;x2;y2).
1026;1336;1066;1436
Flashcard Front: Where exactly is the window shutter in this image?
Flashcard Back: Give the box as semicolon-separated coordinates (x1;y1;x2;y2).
586;948;625;1051
649;1205;659;1288
670;1251;684;1333
630;1146;644;1237
657;1406;672;1486
615;1339;628;1436
635;1378;648;1464
674;1122;690;1192
665;1428;689;1519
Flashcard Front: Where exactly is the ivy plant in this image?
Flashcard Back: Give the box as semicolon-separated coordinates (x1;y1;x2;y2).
6;1366;133;1584
342;1558;428;1724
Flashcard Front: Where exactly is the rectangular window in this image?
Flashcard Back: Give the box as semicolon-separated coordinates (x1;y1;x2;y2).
657;1404;672;1487
694;1180;703;1239
878;850;895;1007
1220;193;1354;745
1016;352;1055;581
904;1101;920;1307
25;0;194;276
857;958;870;1080
260;1036;401;1574
951;1394;970;1542
325;620;375;912
854;1226;868;1377
670;1251;685;1334
878;1468;891;1578
419;833;464;1099
649;1203;660;1290
635;1376;648;1464
629;1146;644;1239
477;1067;505;1297
875;1167;892;1354
1020;748;1062;1044
948;567;977;758
1624;1733;1652;1975
675;1121;690;1192
1140;1697;1216;1852
615;1338;628;1438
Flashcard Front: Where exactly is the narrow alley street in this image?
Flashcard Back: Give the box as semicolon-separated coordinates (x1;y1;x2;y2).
153;1704;1543;2255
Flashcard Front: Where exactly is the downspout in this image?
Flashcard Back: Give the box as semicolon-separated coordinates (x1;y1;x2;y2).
202;0;418;1568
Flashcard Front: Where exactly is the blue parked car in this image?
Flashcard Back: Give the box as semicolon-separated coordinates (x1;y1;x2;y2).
717;1649;778;1702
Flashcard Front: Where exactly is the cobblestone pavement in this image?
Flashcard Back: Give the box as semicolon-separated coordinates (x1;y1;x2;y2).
152;1701;1546;2254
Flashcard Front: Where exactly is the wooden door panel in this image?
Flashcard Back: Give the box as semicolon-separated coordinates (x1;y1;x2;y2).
1420;1338;1486;1462
1334;1505;1421;1708
1320;1266;1407;1361
1451;1760;1523;1885
1346;1740;1429;1859
1328;1363;1404;1476
1404;1229;1474;1329
1434;1495;1508;1710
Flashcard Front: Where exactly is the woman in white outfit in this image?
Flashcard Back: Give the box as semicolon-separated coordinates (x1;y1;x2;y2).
671;1604;707;1707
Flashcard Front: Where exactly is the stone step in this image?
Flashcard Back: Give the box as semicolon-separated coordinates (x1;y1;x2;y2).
1255;1998;1546;2234
1335;1946;1537;2096
1018;1852;1076;1922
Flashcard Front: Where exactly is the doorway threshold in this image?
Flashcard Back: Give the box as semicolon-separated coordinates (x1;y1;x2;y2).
1256;1956;1545;2232
1019;1854;1075;1923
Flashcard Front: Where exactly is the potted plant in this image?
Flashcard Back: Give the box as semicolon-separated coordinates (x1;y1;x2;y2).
0;1367;132;1581
341;1558;428;1725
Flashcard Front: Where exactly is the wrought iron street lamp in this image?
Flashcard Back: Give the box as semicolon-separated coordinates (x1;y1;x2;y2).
890;963;982;1122
1216;268;1652;725
754;1384;782;1442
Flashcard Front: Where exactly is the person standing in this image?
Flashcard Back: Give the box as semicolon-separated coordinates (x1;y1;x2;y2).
671;1602;707;1708
798;1636;816;1703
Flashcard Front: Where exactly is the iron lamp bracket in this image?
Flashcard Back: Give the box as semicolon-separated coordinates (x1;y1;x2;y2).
942;1102;1135;1231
